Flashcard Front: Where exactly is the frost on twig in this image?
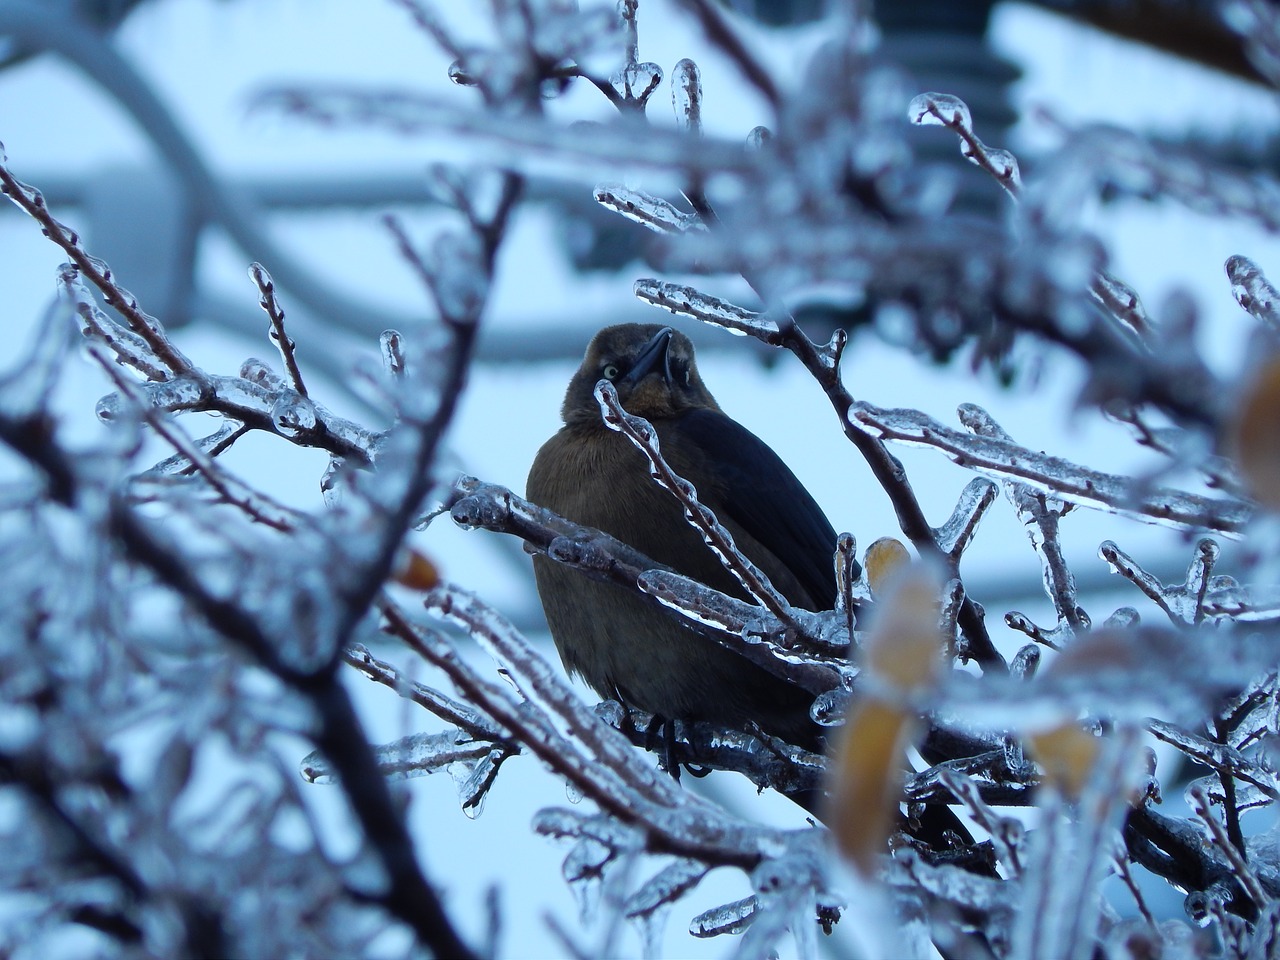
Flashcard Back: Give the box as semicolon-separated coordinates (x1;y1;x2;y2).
849;399;1251;535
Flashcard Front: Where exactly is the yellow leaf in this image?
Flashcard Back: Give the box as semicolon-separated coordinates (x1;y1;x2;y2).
827;699;917;875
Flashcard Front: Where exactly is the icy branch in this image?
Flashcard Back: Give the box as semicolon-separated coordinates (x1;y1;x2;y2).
909;92;1022;198
594;184;706;235
932;477;998;559
249;262;309;398
260;88;751;179
1147;720;1280;800
633;278;780;339
849;401;1251;535
1099;539;1230;626
595;380;803;630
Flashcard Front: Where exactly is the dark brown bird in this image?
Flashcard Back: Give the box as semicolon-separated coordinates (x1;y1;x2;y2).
526;324;837;751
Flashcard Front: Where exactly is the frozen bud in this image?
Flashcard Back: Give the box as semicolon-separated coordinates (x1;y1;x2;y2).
828;698;917;875
1230;354;1280;509
745;125;771;151
671;58;701;135
392;547;441;591
863;537;910;596
908;92;972;130
1026;723;1099;799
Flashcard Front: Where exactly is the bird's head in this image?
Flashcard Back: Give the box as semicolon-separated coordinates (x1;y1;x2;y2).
561;324;721;426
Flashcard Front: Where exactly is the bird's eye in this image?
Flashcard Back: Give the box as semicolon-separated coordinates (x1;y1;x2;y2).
602;363;620;380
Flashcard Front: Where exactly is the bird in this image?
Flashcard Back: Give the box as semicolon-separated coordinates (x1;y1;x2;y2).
526;323;838;753
526;324;994;872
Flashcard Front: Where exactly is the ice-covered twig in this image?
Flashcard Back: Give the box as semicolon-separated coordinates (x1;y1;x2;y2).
671;58;702;136
261;87;751;179
636;570;846;687
1099;539;1227;626
594;184;706;235
379;595;805;871
1188;784;1269;907
1104;403;1244;497
909;92;1022;199
1226;254;1280;334
59;266;170;382
342;643;507;744
0;160;193;376
910;93;1156;346
1090;270;1152;343
677;0;781;112
300;730;492;783
689;895;757;938
420;584;678;805
835;532;859;642
935;767;1026;875
87;343;298;532
249;262;308;398
904;751;1034;809
1146;720;1280;800
932;477;998;560
962;405;1090;640
599;701;829;800
595;380;804;632
851;401;1251;535
625;858;709;927
633;278;780;339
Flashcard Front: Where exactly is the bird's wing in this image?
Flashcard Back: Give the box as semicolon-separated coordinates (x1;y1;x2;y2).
669;408;838;609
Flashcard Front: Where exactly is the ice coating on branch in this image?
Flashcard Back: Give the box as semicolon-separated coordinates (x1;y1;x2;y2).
849;400;1251;536
427;230;489;321
626;859;708;957
933;477;997;557
633;278;776;337
270;393;318;438
379;329;406;379
300;730;489;784
451;746;505;818
690;895;757;938
612;60;663;107
909;92;972;130
240;357;286;391
746;125;771;151
672;58;701;135
595;184;705;234
1227;254;1280;333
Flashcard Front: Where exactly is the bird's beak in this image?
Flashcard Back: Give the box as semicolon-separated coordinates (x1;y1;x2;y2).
620;327;675;388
